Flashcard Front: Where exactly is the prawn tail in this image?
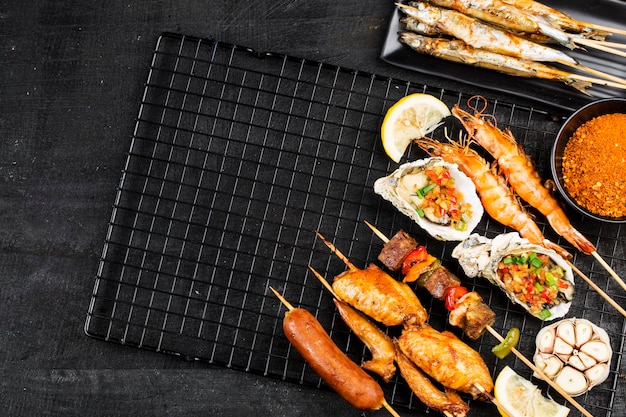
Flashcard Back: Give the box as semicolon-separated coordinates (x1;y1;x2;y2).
542;239;572;260
564;228;596;255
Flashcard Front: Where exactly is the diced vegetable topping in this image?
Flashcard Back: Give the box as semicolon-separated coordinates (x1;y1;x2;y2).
497;251;568;317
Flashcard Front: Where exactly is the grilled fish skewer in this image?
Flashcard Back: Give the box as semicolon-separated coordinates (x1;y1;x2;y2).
500;0;626;38
399;31;626;94
398;2;626;87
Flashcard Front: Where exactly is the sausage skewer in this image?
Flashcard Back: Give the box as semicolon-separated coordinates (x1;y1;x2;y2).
269;286;401;416
365;223;595;417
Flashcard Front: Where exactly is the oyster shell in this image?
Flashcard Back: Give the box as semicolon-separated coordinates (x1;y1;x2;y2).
452;232;575;320
373;158;484;241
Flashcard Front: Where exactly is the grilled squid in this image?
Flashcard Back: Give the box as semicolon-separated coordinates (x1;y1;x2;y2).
452;232;575;320
374;157;484;241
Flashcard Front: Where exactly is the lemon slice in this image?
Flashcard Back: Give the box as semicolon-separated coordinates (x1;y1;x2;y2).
381;93;451;163
494;366;570;417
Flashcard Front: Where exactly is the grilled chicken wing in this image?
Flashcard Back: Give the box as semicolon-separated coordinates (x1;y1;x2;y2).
334;299;396;382
332;263;428;327
398;324;493;398
395;345;470;417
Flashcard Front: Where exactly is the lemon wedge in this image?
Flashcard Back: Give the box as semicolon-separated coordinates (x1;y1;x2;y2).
494;366;570;417
381;93;451;163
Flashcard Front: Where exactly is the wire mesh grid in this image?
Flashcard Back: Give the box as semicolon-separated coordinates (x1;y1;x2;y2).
85;32;626;416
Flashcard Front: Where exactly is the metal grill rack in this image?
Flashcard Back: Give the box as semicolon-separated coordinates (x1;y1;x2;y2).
85;32;625;416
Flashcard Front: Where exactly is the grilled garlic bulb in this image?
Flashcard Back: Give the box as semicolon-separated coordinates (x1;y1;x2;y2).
534;318;612;396
374;157;483;241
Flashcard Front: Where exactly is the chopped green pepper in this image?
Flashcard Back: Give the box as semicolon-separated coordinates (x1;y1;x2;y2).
418;183;436;197
539;308;552;320
492;327;520;359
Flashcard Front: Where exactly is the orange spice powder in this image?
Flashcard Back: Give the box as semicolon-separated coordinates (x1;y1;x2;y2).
562;113;626;218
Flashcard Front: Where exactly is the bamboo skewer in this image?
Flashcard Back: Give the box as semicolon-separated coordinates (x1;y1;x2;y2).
578;22;626;38
364;222;594;417
566;260;626;318
573;37;626;59
590;251;626;294
565;62;626;88
269;286;402;417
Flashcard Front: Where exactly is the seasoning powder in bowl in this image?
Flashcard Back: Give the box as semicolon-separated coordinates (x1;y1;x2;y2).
561;113;626;219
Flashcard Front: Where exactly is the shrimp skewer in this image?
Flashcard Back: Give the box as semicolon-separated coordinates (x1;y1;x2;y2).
398;31;626;94
415;137;569;258
452;99;626;292
451;102;594;254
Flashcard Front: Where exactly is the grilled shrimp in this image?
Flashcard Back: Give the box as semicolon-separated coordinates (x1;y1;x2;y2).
397;2;577;65
452;103;596;254
416;137;569;257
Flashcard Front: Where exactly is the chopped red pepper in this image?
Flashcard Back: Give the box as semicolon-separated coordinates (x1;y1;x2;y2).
401;246;428;275
445;286;469;311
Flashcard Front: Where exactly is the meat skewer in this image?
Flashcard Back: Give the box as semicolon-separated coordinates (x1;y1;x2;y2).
373;227;496;340
269;286;401;416
365;223;595;417
314;231;428;328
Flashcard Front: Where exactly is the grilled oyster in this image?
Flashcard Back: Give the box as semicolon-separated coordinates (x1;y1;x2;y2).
374;158;484;241
452;233;575;320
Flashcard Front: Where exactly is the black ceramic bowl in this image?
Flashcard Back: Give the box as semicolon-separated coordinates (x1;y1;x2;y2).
551;98;626;223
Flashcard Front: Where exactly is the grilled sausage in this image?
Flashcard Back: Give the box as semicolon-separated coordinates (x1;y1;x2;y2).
282;307;385;411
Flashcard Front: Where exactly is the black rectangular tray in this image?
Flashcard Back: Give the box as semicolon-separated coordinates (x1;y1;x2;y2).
85;32;625;416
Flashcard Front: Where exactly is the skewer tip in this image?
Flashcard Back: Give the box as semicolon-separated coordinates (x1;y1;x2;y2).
269;286;295;311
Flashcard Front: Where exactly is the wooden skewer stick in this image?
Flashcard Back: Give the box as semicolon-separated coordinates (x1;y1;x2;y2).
590;251;626;293
365;221;595;416
565;260;626;318
315;231;359;271
578;38;626;50
573;37;626;59
565;62;626;88
269;286;402;417
577;22;626;38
